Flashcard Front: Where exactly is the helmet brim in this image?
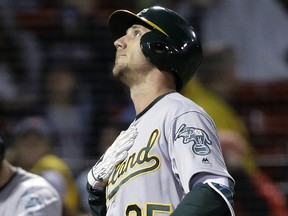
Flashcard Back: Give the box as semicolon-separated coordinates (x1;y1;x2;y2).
108;10;168;39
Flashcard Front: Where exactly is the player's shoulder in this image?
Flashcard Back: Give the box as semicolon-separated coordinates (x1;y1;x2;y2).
1;167;62;216
158;92;215;124
15;167;58;191
163;92;205;113
10;167;60;201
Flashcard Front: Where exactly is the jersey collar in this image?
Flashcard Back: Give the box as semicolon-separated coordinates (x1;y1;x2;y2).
135;91;176;120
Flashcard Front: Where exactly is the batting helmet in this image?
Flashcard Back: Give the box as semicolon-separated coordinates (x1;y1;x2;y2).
108;6;202;90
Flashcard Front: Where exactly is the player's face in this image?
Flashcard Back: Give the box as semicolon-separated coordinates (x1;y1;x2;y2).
112;25;154;87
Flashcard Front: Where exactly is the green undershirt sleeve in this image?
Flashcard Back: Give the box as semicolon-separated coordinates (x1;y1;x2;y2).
86;183;107;216
171;183;230;216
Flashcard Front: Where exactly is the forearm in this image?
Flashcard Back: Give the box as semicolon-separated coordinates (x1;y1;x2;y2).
87;183;107;216
171;183;230;216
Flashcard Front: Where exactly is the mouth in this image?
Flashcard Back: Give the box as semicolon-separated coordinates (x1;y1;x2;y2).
115;53;126;61
116;51;126;57
117;54;126;57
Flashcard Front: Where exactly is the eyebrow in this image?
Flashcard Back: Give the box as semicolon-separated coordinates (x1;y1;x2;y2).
131;25;142;29
126;24;144;34
126;25;145;33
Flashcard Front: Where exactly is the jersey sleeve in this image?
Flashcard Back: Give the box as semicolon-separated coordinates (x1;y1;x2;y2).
15;184;62;215
168;111;232;193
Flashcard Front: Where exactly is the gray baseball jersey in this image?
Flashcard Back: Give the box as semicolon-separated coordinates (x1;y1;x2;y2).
106;92;233;216
0;167;62;216
106;92;234;215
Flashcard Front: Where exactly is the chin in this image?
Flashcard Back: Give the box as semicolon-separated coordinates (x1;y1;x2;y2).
113;66;133;87
112;68;123;82
113;64;127;77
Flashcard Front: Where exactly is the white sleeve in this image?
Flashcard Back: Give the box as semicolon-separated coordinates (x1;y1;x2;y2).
41;170;66;202
168;111;233;193
15;178;62;216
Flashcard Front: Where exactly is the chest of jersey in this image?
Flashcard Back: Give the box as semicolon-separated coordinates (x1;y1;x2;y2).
106;105;182;215
105;93;231;215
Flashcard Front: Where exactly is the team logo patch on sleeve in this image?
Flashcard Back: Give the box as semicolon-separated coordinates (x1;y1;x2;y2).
175;124;212;155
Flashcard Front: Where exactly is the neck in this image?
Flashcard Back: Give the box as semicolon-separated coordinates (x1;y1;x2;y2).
0;160;15;187
126;68;176;115
130;83;174;115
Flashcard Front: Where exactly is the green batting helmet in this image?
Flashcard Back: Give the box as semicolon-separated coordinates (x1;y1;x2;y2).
108;6;203;90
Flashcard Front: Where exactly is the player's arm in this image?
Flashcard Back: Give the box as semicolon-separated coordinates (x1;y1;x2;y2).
171;174;234;216
87;184;107;216
86;126;138;215
17;180;62;216
170;112;235;215
171;183;229;216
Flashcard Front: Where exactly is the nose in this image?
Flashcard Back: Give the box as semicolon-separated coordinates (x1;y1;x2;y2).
114;36;127;50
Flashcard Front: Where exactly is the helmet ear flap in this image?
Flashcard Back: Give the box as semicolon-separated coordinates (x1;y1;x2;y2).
140;30;179;72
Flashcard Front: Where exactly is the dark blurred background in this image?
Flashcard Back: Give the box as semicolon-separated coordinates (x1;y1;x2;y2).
0;0;288;215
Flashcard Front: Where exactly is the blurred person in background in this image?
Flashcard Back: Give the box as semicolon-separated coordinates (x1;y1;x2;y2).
37;0;129;143
39;65;94;175
200;0;288;83
0;9;29;112
0;3;44;116
7;116;81;216
174;0;288;83
0;133;62;215
0;27;20;108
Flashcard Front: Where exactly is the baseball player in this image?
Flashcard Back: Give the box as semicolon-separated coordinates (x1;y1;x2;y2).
0;135;62;215
87;6;235;216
